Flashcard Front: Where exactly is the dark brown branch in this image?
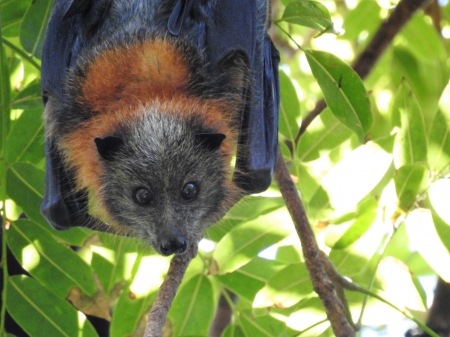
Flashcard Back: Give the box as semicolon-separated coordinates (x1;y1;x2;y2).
425;0;442;33
143;247;197;337
274;148;355;337
295;0;431;143
209;290;237;337
352;0;430;79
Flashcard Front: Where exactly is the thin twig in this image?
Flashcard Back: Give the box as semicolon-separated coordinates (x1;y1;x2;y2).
274;148;355;337
143;246;197;337
295;0;431;143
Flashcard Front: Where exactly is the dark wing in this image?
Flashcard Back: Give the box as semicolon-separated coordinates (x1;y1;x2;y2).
170;0;280;194
209;0;280;194
40;0;107;230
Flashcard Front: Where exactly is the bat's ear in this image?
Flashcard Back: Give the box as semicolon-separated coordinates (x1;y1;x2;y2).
195;133;226;152
95;136;124;161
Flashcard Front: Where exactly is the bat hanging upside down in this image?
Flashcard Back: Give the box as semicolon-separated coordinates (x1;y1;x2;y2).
41;0;280;256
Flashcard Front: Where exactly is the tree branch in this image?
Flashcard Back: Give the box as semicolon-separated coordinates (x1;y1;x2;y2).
143;246;197;337
295;0;431;143
274;148;355;337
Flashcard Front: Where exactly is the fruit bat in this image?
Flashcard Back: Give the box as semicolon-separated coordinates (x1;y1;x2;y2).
40;0;280;255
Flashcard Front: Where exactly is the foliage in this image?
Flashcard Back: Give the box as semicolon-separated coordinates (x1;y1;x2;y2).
1;0;450;336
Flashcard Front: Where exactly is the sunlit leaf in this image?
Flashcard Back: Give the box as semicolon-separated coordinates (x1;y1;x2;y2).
341;0;381;42
20;0;52;59
7;220;97;297
400;14;446;61
279;69;300;144
169;275;215;337
432;211;450;264
297;108;353;162
7;276;97;337
276;245;302;264
6;162;45;223
281;0;333;32
308;142;392;220
394;164;429;212
392;80;427;167
240;311;286;337
305;49;372;142
405;208;450;282
10;80;42;109
223;196;285;222
254;263;313;308
215;257;285;301
378;258;427;311
428;109;450;173
392;47;448;130
332;208;377;249
429;179;450;225
6;107;44;164
213;209;292;274
286;297;329;333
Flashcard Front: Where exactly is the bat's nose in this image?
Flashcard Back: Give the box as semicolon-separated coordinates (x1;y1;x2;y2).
160;236;187;255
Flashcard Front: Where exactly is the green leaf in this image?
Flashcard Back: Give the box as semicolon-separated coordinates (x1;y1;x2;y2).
6;162;45;223
392;80;427;167
405;209;450;282
377;257;427;313
276;245;302;264
341;0;381;42
428;109;450;173
0;0;28;37
213;209;292;274
429;179;450;225
7;275;98;337
254;263;313;308
432;211;450;257
223;196;285;222
10;80;42;109
6;107;44;164
305;49;372;142
286;297;329;333
394;164;429;211
281;0;333;32
308;142;392;220
1;10;11;162
400;14;446;61
169;275;215;337
332;208;377;249
223;325;246;337
391;47;449;128
279;69;300;144
20;0;52;59
7;219;97;297
215;257;285;301
240;312;286;337
297;108;353;162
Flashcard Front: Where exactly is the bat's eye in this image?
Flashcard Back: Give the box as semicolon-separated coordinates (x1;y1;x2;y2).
134;188;153;205
181;182;198;200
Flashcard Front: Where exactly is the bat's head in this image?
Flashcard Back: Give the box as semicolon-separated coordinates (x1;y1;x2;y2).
94;107;236;255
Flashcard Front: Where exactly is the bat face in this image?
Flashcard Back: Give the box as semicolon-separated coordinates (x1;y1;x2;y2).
94;111;231;255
